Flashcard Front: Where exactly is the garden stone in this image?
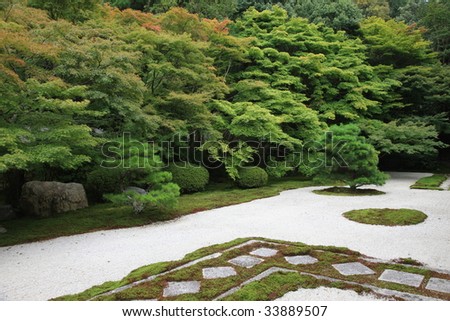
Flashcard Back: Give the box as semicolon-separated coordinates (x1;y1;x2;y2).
250;248;278;257
285;255;318;265
20;181;88;218
202;267;237;279
124;187;147;195
163;281;201;297
332;262;376;276
0;225;6;234
228;255;264;268
0;205;16;221
425;278;450;294
378;269;424;287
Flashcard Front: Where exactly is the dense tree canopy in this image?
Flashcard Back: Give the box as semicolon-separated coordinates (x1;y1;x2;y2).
0;2;448;205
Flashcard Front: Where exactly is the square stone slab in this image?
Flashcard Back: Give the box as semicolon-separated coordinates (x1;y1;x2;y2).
228;255;264;268
163;281;201;297
379;269;424;287
250;248;279;258
425;278;450;294
285;255;318;265
202;266;237;279
332;262;376;276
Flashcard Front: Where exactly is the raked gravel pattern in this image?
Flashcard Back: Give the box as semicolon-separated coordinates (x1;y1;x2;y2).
0;172;449;301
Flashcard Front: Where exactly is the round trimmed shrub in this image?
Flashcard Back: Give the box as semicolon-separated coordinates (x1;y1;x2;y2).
237;167;268;188
85;168;126;201
168;163;209;194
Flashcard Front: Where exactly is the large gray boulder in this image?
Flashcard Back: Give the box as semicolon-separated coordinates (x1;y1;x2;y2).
20;181;88;218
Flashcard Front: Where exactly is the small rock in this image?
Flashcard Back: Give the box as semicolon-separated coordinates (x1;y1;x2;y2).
0;226;6;234
124;187;147;195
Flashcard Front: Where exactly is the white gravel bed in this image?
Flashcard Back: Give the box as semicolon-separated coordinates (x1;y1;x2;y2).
276;287;387;301
0;172;449;301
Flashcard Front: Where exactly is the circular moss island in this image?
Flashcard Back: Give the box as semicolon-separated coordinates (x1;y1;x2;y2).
313;187;385;196
343;208;428;226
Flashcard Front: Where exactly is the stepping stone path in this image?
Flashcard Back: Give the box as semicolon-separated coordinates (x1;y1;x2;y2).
250;248;278;257
332;262;376;276
163;281;201;297
88;239;450;302
378;269;424;287
425;278;450;294
202;267;237;279
285;255;318;265
228;255;264;268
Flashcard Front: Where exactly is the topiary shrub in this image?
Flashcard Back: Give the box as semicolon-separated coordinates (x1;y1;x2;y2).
85;167;126;201
168;163;210;194
237;167;268;188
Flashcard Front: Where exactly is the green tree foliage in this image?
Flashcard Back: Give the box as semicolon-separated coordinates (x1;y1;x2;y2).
388;0;408;17
102;136;180;213
360;16;449;161
360;17;436;67
233;7;397;123
419;0;450;64
392;65;450;123
108;0;149;10
355;0;390;19
184;0;238;19
110;0;238;18
316;124;388;190
360;119;446;157
27;0;101;22
105;182;180;214
39;21;150;136
1;2;449;207
292;0;363;32
0;19;98;174
396;0;426;23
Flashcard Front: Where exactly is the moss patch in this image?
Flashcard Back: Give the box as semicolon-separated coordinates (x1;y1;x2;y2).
410;174;447;190
313;187;385;196
343;208;427;226
222;272;320;301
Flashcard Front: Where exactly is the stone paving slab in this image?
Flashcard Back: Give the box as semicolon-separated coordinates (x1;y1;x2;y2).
285;255;318;265
163;281;201;297
379;269;424;287
425;278;450;294
202;267;237;279
250;248;279;257
228;255;264;268
332;262;376;276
